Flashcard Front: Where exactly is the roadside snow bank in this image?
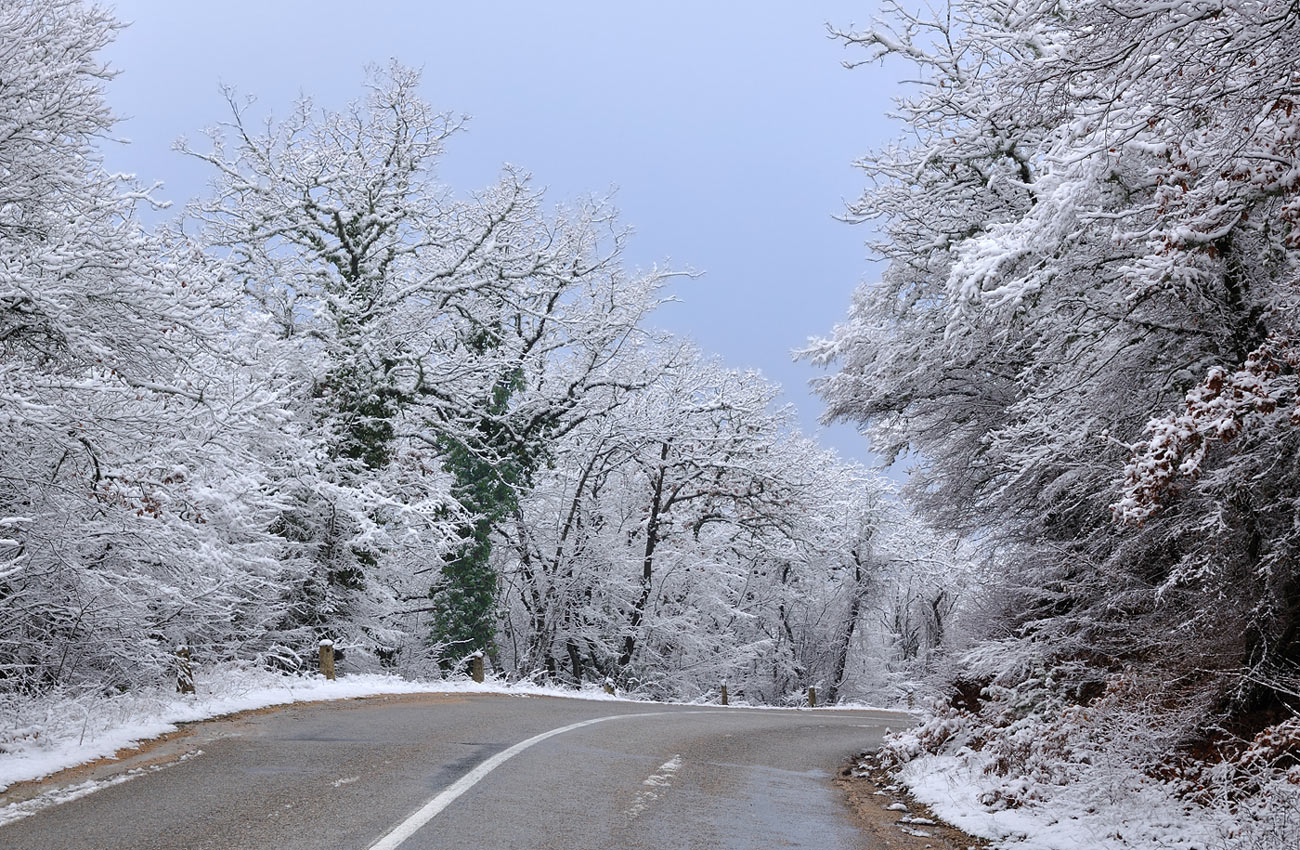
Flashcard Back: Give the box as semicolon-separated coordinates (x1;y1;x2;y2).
877;693;1300;850
897;749;1218;850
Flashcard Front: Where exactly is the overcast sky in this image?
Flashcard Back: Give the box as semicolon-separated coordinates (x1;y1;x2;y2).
100;1;899;465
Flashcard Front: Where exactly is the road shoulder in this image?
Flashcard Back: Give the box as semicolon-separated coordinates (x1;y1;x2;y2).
837;751;988;850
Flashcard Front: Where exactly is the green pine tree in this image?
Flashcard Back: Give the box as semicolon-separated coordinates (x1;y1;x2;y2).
429;350;541;668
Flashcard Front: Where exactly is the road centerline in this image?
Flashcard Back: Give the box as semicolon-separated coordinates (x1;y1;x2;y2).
368;709;690;850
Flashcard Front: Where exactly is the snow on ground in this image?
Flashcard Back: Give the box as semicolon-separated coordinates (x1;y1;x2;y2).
877;714;1300;850
860;681;1300;850
898;751;1220;850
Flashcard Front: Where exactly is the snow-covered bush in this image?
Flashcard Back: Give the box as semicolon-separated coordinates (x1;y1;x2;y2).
877;673;1300;848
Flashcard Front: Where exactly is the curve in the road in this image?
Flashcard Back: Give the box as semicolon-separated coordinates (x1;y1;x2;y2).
1;694;906;850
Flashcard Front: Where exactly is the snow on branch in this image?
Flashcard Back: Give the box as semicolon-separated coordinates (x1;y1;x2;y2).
1114;335;1299;524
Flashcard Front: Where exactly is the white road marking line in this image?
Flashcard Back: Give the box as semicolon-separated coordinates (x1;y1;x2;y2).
626;754;683;818
367;711;678;850
641;754;683;787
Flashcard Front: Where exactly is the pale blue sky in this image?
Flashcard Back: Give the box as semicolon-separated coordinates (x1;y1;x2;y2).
101;1;899;464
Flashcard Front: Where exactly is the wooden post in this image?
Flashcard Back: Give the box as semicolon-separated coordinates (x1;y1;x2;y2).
471;652;484;683
319;640;335;680
807;686;817;708
176;646;195;694
721;683;729;706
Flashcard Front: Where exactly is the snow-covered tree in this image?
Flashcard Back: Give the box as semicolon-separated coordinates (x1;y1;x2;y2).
180;65;670;668
810;0;1300;734
495;343;909;702
0;0;299;691
177;67;464;664
0;0;911;707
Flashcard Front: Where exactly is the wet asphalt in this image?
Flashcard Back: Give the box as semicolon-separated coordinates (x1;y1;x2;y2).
0;692;910;850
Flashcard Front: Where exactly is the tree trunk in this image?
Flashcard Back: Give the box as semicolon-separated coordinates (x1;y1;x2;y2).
619;442;669;669
826;563;865;704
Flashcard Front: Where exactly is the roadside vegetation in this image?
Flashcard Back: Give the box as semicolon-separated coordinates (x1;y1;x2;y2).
808;1;1300;847
6;2;1297;845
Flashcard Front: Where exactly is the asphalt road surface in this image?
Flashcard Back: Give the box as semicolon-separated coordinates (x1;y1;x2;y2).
1;693;910;850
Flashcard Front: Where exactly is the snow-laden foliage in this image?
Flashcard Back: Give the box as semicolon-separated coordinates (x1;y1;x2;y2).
175;61;678;672
812;0;1300;844
2;0;917;706
875;676;1300;850
496;345;928;700
0;0;299;692
811;0;1300;735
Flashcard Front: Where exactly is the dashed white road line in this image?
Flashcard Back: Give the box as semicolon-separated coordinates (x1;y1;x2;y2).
625;754;683;818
